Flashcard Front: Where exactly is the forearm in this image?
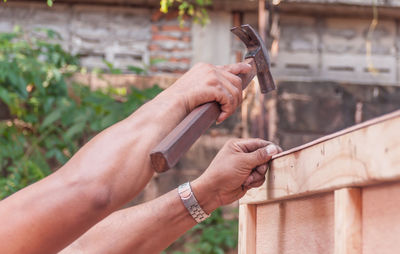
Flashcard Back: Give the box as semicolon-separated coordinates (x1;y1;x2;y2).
0;62;252;254
0;91;188;253
59;90;188;208
60;179;218;254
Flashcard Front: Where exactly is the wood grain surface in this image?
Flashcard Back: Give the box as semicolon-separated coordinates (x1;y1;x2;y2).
362;182;400;254
256;193;334;254
241;109;400;204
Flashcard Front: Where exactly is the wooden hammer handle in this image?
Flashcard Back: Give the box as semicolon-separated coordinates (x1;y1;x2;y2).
150;59;256;172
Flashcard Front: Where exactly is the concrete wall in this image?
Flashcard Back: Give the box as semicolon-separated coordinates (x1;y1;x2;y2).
270;14;400;86
192;11;232;66
276;82;400;149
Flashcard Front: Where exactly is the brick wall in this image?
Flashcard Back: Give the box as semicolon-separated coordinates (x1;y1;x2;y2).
149;11;192;73
0;2;193;74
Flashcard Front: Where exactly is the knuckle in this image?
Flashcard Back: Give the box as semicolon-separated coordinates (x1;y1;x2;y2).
211;70;219;78
194;62;206;69
204;63;215;71
223;64;232;71
233;76;242;86
256;148;268;162
255;138;269;144
227;94;234;106
227;138;240;146
206;76;219;87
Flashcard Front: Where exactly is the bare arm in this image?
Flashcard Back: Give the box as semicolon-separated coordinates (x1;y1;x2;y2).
0;63;251;254
60;139;280;254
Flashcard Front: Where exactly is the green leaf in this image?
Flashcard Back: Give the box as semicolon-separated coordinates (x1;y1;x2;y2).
41;108;63;128
64;121;86;141
0;86;11;106
103;59;122;74
150;58;166;66
127;65;145;75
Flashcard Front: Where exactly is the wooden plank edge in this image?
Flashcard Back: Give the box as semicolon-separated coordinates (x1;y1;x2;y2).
240;110;400;204
240;177;400;205
272;109;400;160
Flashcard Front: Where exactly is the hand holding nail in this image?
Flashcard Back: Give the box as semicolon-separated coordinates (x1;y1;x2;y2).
242;144;282;189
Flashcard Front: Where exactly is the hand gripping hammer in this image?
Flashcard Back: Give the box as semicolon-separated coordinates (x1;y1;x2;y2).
150;24;276;172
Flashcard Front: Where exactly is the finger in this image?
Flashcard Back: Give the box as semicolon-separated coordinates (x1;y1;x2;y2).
212;82;233;120
248;177;266;188
245;143;279;166
218;68;243;91
243;170;265;187
220;62;252;75
256;164;268;175
216;84;239;123
217;73;241;112
218;70;243;106
234;138;272;153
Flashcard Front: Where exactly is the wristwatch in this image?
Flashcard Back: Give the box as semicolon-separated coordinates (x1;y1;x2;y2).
178;182;210;223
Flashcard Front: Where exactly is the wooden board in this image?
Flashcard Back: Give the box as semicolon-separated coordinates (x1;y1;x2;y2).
241;109;400;205
238;204;256;254
256;193;334;254
240;110;400;254
362;182;400;254
334;188;361;254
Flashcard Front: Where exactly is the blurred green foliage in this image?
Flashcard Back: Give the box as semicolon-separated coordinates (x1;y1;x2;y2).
165;208;238;254
0;27;162;199
160;0;212;26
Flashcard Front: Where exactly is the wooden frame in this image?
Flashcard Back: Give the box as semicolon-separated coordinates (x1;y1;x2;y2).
239;109;400;254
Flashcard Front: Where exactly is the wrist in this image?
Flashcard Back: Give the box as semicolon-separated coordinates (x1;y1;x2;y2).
156;88;189;115
191;178;219;215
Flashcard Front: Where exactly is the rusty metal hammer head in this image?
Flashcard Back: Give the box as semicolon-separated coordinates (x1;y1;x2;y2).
231;24;275;93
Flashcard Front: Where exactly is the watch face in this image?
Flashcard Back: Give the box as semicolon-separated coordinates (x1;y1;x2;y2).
180;188;192;200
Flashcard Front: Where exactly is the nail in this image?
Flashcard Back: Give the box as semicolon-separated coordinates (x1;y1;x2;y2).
246;63;252;68
266;144;278;156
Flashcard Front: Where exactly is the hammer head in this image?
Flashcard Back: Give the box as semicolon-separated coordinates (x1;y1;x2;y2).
231;24;275;93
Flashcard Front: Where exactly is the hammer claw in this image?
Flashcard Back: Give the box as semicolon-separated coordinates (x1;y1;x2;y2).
241;25;260;47
231;28;252;46
232;24;276;94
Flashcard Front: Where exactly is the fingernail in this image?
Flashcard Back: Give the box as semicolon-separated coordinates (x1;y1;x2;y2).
246;63;252;68
266;144;278;156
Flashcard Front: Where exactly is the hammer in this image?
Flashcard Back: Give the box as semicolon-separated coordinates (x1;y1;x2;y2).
150;24;275;172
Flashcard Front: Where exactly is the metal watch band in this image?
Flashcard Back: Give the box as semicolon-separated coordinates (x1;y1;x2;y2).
178;182;210;223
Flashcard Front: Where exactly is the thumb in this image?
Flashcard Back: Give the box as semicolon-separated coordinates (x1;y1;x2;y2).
245;144;279;166
220;62;252;75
